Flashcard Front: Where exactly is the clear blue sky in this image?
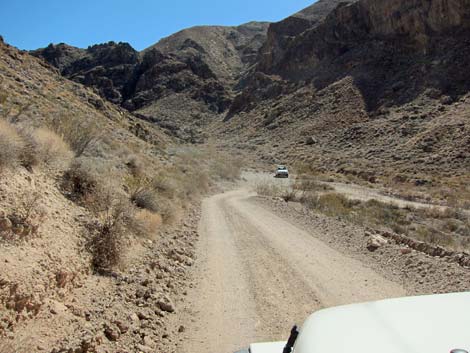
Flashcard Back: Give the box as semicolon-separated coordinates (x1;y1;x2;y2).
0;0;316;51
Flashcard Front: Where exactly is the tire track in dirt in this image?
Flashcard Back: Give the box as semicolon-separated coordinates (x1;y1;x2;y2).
178;187;406;353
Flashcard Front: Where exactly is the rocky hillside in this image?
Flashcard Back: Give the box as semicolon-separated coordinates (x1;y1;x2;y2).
31;22;269;130
30;0;470;182
0;37;241;353
220;0;470;183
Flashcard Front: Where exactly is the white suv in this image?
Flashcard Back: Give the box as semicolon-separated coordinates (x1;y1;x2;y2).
237;292;470;353
275;165;289;178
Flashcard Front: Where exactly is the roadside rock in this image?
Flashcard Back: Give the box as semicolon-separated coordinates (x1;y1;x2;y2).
0;217;12;232
366;234;388;251
115;320;129;334
400;247;413;255
157;296;175;313
305;136;317;145
104;325;120;341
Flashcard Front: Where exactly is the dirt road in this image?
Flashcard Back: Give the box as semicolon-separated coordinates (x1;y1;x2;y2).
178;185;406;353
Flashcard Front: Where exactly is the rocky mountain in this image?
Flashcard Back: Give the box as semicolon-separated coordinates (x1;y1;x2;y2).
219;0;470;180
30;0;470;178
148;22;269;82
31;22;269;124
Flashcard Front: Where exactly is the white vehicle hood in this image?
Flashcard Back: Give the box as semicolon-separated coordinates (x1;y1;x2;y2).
294;292;470;353
250;341;286;353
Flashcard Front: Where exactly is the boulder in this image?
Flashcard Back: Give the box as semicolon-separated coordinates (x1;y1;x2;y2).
305;136;317;145
0;217;12;232
366;235;388;251
157;296;175;313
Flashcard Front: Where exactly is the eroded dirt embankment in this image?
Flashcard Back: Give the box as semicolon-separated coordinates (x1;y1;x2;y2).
0;167;201;353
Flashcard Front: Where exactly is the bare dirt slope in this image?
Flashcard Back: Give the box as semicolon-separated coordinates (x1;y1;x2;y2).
177;185;406;353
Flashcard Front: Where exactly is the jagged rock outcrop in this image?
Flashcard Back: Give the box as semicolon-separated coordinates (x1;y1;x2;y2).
252;0;470;110
32;42;140;104
32;22;269;118
257;0;358;75
217;0;470;177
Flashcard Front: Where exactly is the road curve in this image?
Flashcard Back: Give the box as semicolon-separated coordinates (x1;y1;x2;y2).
178;187;406;353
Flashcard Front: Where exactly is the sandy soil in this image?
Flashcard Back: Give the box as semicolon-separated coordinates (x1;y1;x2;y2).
177;184;406;353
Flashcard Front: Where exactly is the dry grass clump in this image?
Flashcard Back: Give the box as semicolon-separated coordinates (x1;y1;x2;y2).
48;115;100;157
178;145;243;182
255;181;286;197
126;173;177;217
414;225;456;248
62;159;103;208
384;173;470;210
0;121;72;172
302;193;357;218
211;155;243;181
84;185;164;270
300;191;469;250
0;120;24;171
177;168;211;200
0;191;45;243
293;162;339;182
126;155;145;178
18;127;73;170
301;192;410;234
32;128;73;167
293;178;334;193
132;209;162;238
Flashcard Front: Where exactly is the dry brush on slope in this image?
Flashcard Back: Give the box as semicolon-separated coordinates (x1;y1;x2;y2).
0;38;244;353
256;173;470;252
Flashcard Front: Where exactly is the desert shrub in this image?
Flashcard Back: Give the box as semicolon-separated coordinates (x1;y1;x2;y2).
443;219;460;233
86;198;130;271
255;181;284;197
126;155;144;178
150;174;178;199
33;128;73;167
211;156;243;181
254;179;296;201
302;193;355;217
293;178;333;193
62;160;98;202
48;115;100;157
1;124;74;170
156;198;177;223
361;199;408;227
0;120;24;171
415;225;455;248
293;162;317;176
132;187;159;212
86;189;163;270
1;191;45;242
131;209;162;238
178;169;210;199
127;175;166;212
281;189;298;202
125;170;181;224
62;159;114;213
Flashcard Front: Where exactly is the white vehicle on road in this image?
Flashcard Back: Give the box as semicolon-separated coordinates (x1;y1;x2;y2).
237;292;470;353
274;165;289;178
